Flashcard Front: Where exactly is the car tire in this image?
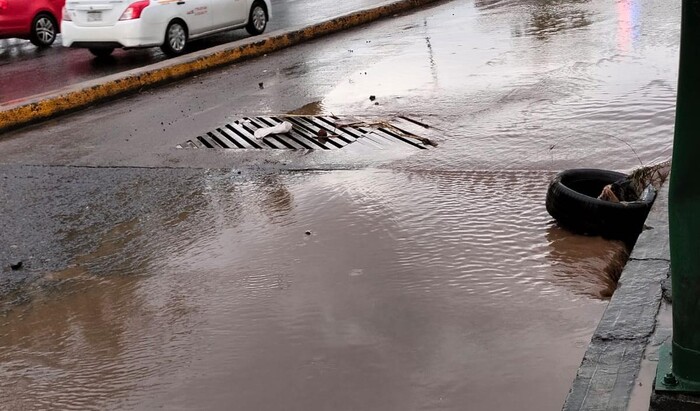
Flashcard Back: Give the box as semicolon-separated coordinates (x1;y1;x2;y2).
89;48;114;58
161;20;188;57
29;13;58;47
246;1;268;36
545;169;656;242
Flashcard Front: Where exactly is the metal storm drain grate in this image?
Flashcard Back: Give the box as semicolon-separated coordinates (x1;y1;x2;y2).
178;116;437;151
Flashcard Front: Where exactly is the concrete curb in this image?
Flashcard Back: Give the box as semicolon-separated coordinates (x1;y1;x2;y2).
0;0;442;133
562;182;670;410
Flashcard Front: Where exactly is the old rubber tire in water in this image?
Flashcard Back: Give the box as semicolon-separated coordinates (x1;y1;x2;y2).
546;169;656;241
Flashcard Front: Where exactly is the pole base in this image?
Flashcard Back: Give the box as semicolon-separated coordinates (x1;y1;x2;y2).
656;342;700;393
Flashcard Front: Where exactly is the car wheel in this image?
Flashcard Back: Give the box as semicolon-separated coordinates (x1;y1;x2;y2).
89;48;114;58
161;20;188;57
29;13;57;47
245;1;268;36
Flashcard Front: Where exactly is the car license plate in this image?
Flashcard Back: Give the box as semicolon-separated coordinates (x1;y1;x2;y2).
87;11;102;22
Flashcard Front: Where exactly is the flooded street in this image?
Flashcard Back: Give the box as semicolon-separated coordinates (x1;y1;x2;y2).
1;168;616;410
0;0;382;105
0;0;679;409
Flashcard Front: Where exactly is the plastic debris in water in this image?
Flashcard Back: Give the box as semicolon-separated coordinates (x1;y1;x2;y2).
254;121;293;139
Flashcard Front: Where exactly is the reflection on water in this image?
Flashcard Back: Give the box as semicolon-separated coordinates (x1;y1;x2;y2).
0;221;152;410
520;1;592;39
526;3;591;39
257;175;295;222
48;218;142;283
0;38;65;62
473;0;593;39
545;225;629;298
617;0;641;52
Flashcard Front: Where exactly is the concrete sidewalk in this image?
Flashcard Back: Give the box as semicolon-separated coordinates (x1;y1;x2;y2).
0;0;443;134
563;182;671;411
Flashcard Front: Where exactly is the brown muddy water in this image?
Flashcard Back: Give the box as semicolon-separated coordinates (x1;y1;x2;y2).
1;170;621;411
0;0;679;409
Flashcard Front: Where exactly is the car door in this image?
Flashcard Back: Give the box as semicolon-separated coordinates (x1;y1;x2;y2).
209;0;246;30
1;0;33;34
179;0;212;35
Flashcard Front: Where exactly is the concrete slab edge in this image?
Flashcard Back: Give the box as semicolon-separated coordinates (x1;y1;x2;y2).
562;182;670;411
0;0;443;134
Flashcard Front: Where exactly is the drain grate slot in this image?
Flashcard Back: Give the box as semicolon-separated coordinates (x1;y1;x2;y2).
268;116;331;150
197;135;216;148
239;120;279;149
206;131;233;149
261;138;280;149
181;115;436;151
271;135;297;150
297;118;347;148
257;117;310;150
310;117;357;145
285;117;343;149
360;128;399;148
329;124;384;149
224;124;262;149
216;127;246;149
286;135;315;150
398;115;431;129
375;128;427;150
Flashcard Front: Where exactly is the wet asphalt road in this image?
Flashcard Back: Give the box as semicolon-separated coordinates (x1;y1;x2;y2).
0;0;680;409
0;0;382;105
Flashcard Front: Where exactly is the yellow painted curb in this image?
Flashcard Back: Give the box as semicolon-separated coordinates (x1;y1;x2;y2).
0;0;442;133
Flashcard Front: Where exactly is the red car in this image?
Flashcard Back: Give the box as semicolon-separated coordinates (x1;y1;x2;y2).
0;0;64;47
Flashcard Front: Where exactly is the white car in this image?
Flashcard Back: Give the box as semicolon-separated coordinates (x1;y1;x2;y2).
61;0;271;57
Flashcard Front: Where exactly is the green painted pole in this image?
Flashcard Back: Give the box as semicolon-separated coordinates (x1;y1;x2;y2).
669;0;700;386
